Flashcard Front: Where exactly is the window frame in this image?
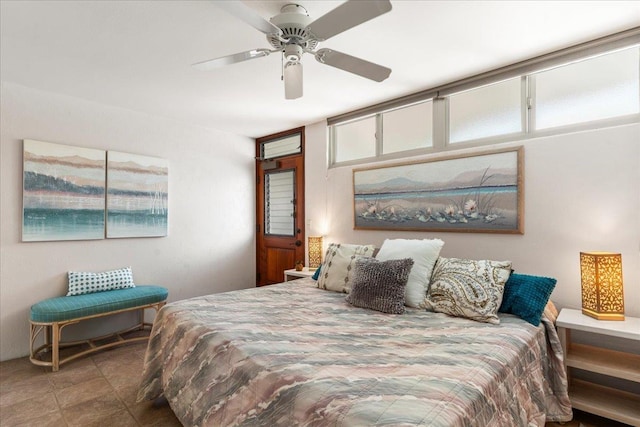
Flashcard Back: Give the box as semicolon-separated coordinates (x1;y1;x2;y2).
327;29;640;169
259;131;303;161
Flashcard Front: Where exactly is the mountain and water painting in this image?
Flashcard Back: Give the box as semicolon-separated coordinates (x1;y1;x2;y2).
106;151;168;238
22;140;106;241
353;147;523;233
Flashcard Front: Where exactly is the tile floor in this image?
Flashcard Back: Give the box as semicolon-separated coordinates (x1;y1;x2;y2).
0;342;180;426
0;341;630;427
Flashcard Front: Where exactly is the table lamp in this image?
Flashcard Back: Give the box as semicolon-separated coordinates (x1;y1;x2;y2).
580;252;624;320
308;236;323;270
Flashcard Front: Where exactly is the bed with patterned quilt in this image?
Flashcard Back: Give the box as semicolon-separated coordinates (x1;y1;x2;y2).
137;268;572;426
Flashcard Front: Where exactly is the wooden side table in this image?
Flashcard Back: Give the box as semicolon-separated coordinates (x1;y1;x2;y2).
556;308;640;425
284;268;316;282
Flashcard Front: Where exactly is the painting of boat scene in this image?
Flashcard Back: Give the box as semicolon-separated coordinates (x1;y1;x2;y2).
22;140;106;242
353;147;523;233
106;151;168;238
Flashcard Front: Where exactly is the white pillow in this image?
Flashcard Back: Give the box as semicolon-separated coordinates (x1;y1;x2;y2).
375;238;444;308
317;243;376;293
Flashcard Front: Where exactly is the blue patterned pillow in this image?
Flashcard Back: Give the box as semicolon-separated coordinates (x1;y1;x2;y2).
499;273;556;326
67;267;135;296
311;265;321;280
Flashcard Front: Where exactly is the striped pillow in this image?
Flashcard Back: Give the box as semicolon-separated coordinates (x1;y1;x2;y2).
317;243;376;293
67;267;135;296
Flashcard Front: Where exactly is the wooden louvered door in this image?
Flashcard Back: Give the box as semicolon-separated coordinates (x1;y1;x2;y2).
255;127;305;286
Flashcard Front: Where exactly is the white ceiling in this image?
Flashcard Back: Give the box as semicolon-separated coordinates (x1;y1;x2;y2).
1;1;639;138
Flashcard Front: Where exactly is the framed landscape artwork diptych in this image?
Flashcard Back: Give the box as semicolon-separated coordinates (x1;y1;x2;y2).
106;151;168;238
22;140;106;242
353;147;524;234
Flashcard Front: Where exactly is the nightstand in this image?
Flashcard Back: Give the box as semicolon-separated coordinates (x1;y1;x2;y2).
556;308;640;425
284;268;316;282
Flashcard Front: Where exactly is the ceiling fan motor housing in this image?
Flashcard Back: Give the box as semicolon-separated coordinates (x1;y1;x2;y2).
267;4;318;51
284;44;304;62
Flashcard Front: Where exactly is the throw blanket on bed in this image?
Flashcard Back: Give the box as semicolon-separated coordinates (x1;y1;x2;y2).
138;278;572;427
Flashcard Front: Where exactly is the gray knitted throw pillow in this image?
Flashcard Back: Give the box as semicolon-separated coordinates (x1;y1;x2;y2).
346;257;414;314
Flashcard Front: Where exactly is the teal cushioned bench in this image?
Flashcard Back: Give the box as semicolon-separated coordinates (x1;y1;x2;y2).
29;285;168;371
30;286;168;322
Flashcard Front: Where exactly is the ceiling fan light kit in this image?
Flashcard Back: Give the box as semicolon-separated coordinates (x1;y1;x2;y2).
284;61;303;99
196;0;393;99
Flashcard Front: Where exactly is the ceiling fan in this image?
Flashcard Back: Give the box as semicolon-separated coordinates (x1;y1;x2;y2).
193;0;393;100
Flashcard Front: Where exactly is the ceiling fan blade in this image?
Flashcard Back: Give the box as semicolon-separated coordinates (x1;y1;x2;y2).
306;0;392;41
284;62;303;100
192;49;271;70
215;1;282;36
315;48;391;82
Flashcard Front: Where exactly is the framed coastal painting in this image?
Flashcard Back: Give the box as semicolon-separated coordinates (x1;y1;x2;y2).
22;140;106;242
353;147;524;234
106;151;168;238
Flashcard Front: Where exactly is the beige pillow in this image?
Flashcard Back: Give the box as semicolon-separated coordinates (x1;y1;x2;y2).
317;243;376;293
424;257;512;324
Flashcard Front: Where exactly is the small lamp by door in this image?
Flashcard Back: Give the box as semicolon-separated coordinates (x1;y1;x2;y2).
580;252;624;320
308;236;323;270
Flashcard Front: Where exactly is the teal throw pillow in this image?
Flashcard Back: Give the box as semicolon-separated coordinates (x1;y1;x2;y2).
311;265;321;280
499;273;556;326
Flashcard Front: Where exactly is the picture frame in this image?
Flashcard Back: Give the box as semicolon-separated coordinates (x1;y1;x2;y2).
353;147;524;234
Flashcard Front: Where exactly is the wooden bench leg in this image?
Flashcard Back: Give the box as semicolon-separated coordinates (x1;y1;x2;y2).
52;322;60;372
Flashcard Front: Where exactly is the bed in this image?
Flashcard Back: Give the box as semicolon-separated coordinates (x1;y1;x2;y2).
137;277;572;426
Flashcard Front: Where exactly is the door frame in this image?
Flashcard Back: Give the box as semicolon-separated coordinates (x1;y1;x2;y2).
255;127;305;286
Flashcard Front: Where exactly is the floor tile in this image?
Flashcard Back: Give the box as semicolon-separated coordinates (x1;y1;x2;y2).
13;410;66;427
0;356;47;386
0;391;60;425
61;393;128;426
70;409;139;427
127;399;182;426
114;383;139;406
47;358;101;390
54;377;113;409
0;374;53;407
97;360;147;390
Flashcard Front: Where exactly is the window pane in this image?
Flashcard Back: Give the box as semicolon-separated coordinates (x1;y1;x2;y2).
265;170;294;236
334;116;376;163
262;134;301;160
535;47;639;130
449;78;522;143
383;101;433;154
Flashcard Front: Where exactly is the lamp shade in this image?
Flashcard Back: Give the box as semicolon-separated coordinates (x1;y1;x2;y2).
580;252;624;320
284;61;303;100
308;236;323;270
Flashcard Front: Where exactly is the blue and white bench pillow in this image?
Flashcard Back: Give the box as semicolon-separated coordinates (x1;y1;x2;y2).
67;267;135;296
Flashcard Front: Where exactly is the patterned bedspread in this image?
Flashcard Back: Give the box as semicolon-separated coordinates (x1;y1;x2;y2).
138;278;572;426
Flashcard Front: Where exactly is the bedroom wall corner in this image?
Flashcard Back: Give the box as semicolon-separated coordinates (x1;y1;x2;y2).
0;82;257;361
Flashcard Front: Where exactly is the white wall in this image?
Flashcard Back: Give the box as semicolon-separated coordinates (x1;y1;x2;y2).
0;82;256;361
305;120;640;317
